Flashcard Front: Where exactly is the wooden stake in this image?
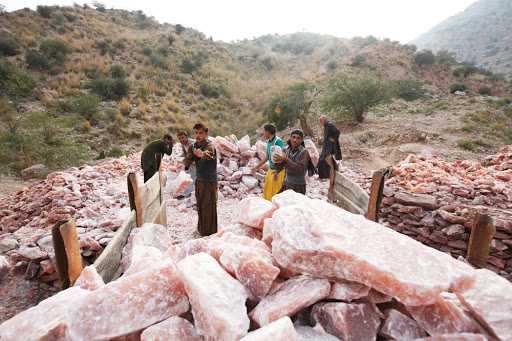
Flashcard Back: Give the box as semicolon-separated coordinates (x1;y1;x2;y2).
366;170;385;222
156;153;164;204
127;172;143;227
467;213;495;268
52;219;83;288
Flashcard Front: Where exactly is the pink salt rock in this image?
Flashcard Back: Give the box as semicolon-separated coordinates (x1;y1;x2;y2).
262;218;274;246
0;255;9;280
124;245;164;276
271;189;306;208
379;309;427;340
328;279;370;301
140;316;203;341
456;269;512;341
219;241;280;298
131;223;172;253
366;288;392;303
74;265;105;290
249;276;330;327
311;302;382;341
238;196;276;229
168;171;193;197
0;287;89;341
269;193;474;306
67;261;189;340
177;253;249;341
295;325;340;341
240;317;298;341
414;333;488;341
218;223;262;239
407;293;482;335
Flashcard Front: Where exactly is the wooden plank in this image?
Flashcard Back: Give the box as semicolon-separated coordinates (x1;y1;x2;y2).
143;195;161;224
152;200;167;226
466;213;495;268
52;219;83;288
128;172;143;227
93;210;136;283
334;190;366;215
335;171;369;211
366;170;385;222
140;171;162;212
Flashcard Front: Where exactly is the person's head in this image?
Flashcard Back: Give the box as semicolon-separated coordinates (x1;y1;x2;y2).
289;129;304;149
263;123;276;140
193;123;208;143
319;115;327;125
177;131;189;145
163;134;173;146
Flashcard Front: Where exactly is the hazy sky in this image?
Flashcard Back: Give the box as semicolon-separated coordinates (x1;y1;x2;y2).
4;0;477;43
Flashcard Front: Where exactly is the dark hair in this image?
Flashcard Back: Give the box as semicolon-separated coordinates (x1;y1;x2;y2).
177;131;188;137
163;134;173;141
193;122;208;132
290;129;304;139
263;123;276;135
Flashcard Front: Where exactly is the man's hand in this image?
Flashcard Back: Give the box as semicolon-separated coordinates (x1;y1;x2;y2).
250;167;257;175
193;149;203;158
273;154;286;164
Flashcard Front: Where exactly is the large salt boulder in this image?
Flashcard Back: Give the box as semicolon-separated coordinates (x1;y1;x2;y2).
249;276;330;327
168;171;193;197
140;316;203;341
240;317;298;341
379;309;427;340
177;253;249;341
238;196;276;229
74;265;105;291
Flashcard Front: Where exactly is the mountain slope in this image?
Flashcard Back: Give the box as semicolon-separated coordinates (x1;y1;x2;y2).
414;0;512;76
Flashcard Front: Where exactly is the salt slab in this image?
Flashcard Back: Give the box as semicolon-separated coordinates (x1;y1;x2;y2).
168;171;193;197
0;287;89;341
407;293;481;336
218;223;262;240
269;192;475;306
74;265;105;291
250;276;330;327
177;253;249;341
328;279;370;301
67;261;189;340
124;245;164;276
311;302;382;341
238;196;276;229
456;269;512;341
240;317;298;341
379;309;427;340
295;325;340;341
140;316;203;341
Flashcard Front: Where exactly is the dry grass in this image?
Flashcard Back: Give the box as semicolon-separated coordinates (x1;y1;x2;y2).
119;98;131;115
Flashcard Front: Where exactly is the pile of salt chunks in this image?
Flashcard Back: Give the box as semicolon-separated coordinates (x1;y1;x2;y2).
1;190;511;341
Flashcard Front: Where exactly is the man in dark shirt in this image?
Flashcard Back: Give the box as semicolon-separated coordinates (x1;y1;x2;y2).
319;115;342;202
184;123;218;236
274;129;310;195
141;134;173;183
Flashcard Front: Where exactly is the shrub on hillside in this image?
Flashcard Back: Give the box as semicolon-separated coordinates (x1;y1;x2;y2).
26;39;71;72
150;54;168;69
180;58;200;73
175;24;186;35
93;1;106;12
89;77;129;100
392;79;426;101
264;83;315;130
36;5;53;18
435;50;457;65
142;46;152;56
450;83;467;93
26;49;50;70
96;40;112;56
321;75;390;123
414;50;435;67
0;59;36;99
199;82;229;99
478;86;492;96
453;64;478;78
351;54;366;67
327;60;337;71
0;37;20;56
71;93;100;122
110;64;125;79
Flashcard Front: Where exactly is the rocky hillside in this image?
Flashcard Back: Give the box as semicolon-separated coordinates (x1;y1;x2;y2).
414;0;512;76
0;4;510;177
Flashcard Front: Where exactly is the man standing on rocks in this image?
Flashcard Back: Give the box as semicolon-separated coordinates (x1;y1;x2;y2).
177;131;196;199
251;123;286;201
184;123;218;236
274;129;311;195
319;115;342;201
141;134;173;183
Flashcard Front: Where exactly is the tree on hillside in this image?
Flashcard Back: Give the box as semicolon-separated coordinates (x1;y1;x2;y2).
321;75;390;123
414;50;435;67
264;83;317;136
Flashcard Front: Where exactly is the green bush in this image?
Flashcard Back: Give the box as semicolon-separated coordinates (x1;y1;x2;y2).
157;46;170;57
109;64;125;79
180;58;200;73
264;83;314;130
414;50;435;66
150;54;168;69
93;1;106;12
175;24;186;35
0;37;20;56
321;75;390;123
26;49;50;70
456;139;488;151
0;59;36;99
95;40;112;56
37;5;53;18
142;46;152;56
89;77;129;100
327;60;337;71
107;145;124;157
351;54;366;67
26;39;71;72
450;83;467;94
435;50;457;65
393;79;426;101
199;82;229;99
71;93;100;122
478;86;492;96
453;64;478;78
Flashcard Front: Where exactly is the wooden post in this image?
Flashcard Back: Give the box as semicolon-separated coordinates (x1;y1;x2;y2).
466;213;495;268
52;219;83;289
366;170;385;222
156;153;164;204
127;172;143;227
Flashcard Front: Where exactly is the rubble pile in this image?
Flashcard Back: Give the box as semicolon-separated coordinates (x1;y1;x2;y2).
1;191;511;340
0;155;140;285
376;146;512;280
